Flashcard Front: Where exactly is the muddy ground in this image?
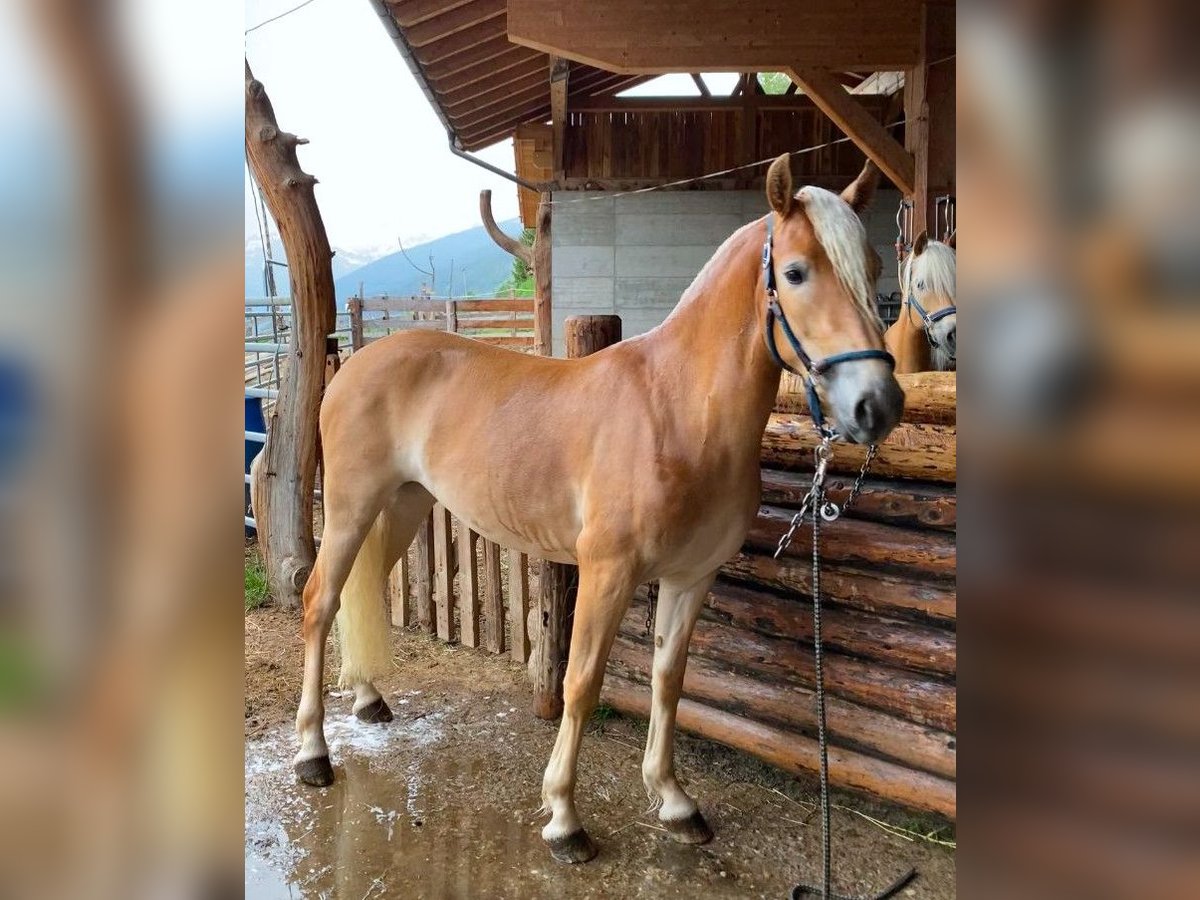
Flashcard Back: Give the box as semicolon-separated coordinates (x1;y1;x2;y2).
246;605;955;899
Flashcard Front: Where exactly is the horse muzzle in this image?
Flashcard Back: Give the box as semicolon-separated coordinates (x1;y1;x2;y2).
824;361;904;444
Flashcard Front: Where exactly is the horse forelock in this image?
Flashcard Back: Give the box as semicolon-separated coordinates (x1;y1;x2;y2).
903;239;956;304
796;186;884;333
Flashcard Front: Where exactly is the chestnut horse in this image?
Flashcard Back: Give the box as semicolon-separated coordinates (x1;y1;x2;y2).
884;231;957;372
292;155;903;863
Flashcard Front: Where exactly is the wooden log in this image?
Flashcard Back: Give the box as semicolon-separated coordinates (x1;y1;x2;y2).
564;314;622;357
722;546;956;623
245;63;335;608
508;549;531;662
762;417;956;483
482;540;504;653
459;528;480;648
533;562;573;719
761;467;956;531
778;371;956;426
749;504;956;581
607;635;956;779
618;604;956;731
699;581;956;677
601;676;956;818
432;503;454;642
414;513;435;631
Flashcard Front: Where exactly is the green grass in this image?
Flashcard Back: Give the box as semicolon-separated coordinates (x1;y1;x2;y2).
245;550;271;611
590;703;617;733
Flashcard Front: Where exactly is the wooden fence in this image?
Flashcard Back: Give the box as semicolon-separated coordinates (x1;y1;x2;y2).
602;371;957;820
347;293;537;353
387;503;534;663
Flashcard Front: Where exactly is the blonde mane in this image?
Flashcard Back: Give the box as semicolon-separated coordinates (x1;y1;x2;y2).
901;239;956;305
797;186;884;333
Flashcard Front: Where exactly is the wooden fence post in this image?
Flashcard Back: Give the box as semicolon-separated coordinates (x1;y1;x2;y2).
532;314;622;720
348;296;364;351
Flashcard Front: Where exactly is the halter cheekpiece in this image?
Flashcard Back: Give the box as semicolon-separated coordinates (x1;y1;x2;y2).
762;215;895;438
905;292;956;358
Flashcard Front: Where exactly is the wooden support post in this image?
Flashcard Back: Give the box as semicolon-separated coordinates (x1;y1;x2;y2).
414;514;436;632
904;0;955;236
459;528;480;647
245;61;335;608
549;55;569;184
432;504;454;640
483;540;505;653
389;552;411;627
532;192;552;357
508;550;531;662
531;314;622;719
445;298;458;334
348;297;364;351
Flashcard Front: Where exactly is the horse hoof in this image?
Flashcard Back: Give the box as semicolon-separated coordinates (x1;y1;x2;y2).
295;755;335;787
354;697;393;724
663;810;714;845
546;829;599;864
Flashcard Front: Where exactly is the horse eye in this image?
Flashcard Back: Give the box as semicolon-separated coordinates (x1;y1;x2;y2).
784;267;806;285
916;279;926;291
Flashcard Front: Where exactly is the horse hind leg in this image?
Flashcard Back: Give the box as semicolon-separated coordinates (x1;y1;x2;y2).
346;482;435;724
642;570;718;844
294;479;432;786
540;550;637;863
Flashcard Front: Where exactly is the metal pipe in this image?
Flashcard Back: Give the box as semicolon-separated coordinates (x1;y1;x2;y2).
364;0;545;193
245;342;289;354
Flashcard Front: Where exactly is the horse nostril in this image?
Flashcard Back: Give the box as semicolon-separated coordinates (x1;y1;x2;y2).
853;396;876;434
946;325;956;351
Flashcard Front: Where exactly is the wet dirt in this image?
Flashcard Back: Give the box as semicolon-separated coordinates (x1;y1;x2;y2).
246;607;955;899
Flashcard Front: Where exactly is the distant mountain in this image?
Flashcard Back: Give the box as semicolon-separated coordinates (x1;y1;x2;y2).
244;219;524;304
332;219;521;303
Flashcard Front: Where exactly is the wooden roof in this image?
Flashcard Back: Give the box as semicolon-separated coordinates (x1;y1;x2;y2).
378;0;653;151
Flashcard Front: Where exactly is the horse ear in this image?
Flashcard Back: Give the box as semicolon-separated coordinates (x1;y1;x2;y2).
913;230;929;256
765;153;794;216
841;159;879;214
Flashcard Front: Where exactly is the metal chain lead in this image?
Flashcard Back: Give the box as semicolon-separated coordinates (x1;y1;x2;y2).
774;442;878;560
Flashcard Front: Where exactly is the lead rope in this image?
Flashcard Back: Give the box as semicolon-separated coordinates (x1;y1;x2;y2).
778;440;917;900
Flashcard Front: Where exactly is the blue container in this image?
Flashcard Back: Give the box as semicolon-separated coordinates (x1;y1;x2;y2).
245;396;266;535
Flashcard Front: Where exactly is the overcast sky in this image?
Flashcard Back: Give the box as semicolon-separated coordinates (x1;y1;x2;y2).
243;0;736;258
244;0;526;257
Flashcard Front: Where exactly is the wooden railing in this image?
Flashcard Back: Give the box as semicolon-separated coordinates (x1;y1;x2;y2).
346;293;537;353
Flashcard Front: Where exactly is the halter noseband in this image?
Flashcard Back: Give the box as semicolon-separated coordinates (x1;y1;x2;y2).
906;292;957;358
762;215;895;439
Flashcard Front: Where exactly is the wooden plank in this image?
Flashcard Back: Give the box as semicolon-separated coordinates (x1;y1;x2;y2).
390;0;475;29
436;50;545;97
432;503;454;641
388;550;411;627
447;80;550;126
458;528;481;647
787;66;916;195
442;70;550;114
507;0;921;73
482;539;504;653
420;34;513;80
409;18;506;65
414;513;435;632
404;0;505;49
362;296;447;313
455;316;534;331
453;298;535;313
508;550;530;662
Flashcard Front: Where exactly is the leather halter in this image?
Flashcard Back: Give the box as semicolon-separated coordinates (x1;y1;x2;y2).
905;292;956;358
762;215;895;438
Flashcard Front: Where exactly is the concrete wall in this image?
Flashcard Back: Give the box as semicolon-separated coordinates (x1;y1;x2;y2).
550;188;901;356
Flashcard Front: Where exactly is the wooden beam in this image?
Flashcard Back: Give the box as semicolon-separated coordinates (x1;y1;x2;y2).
787;66;915;195
411;18;506;64
549;55;569;182
507;0;921;73
566;94;866;113
442;70;546;113
435;50;544;98
390;0;475;29
419;34;513;79
446;80;548;124
691;73;710;97
404;0;505;48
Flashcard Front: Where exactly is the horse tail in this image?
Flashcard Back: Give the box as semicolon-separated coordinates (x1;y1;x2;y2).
335;510;394;688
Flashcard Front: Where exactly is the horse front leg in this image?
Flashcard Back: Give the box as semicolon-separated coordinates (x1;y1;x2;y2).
642;570;718;843
540;552;636;863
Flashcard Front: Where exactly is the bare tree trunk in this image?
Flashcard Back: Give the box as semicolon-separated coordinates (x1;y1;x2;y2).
245;61;335;608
